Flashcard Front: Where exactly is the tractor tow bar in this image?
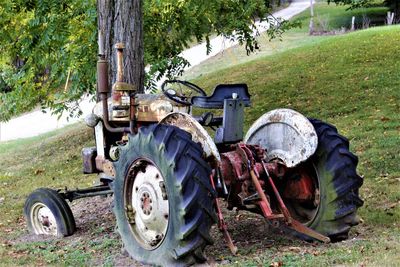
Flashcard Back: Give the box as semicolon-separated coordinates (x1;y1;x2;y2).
260;161;330;243
59;185;113;202
209;173;238;255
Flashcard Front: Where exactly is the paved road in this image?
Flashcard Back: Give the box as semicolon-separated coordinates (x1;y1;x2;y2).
0;0;311;142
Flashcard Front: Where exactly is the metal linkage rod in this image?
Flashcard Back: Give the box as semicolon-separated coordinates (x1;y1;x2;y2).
59;185;113;202
261;161;330;243
209;173;237;255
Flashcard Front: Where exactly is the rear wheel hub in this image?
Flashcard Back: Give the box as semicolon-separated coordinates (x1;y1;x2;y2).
282;163;321;225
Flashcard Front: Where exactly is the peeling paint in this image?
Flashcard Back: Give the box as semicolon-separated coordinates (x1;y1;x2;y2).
244;109;318;168
159;112;221;166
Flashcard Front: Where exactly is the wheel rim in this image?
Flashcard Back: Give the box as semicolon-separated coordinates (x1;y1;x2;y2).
282;162;321;225
30;203;58;236
124;158;169;250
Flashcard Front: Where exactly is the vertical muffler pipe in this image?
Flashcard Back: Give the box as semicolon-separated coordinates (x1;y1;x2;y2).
97;31;129;133
97;31;109;95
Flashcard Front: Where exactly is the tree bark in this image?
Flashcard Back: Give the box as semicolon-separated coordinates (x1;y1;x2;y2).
97;0;144;93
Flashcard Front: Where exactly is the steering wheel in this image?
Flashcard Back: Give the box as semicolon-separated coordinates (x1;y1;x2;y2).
161;80;207;106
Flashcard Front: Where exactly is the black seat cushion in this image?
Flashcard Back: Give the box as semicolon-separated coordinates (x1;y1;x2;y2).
191;84;251;109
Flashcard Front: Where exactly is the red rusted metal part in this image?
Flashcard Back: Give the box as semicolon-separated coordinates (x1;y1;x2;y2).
220;147;285;185
262;162;292;222
290;219;330;243
209;173;237;255
220;152;248;184
219;143;330;243
238;144;282;220
262;161;330;243
282;169;314;201
249;169;274;217
219;144;287;216
262;161;287;178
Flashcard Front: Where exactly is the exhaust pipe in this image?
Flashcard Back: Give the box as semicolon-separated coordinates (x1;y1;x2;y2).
97;31;130;133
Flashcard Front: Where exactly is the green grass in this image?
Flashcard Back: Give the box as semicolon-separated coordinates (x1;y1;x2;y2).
0;123;114;265
227;233;400;266
294;2;388;30
0;123;95;234
184;2;388;80
0;6;399;267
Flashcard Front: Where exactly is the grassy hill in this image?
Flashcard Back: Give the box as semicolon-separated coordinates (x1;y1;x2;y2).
184;2;389;80
0;26;399;266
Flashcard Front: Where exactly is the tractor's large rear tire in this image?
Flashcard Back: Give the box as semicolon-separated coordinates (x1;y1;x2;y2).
287;119;364;241
113;124;216;266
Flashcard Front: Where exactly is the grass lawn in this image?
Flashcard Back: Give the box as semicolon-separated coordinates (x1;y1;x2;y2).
184;2;388;80
0;5;399;267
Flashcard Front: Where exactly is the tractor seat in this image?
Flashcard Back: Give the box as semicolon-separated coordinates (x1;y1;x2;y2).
191;84;251;109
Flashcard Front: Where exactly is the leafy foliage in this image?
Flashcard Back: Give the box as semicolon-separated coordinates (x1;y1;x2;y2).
0;0;97;121
328;0;399;12
0;0;294;121
144;0;272;88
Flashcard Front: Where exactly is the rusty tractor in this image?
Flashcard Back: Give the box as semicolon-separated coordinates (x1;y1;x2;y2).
24;41;363;266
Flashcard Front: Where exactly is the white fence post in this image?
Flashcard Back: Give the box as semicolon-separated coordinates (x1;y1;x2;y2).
387;12;394;25
351;16;355;31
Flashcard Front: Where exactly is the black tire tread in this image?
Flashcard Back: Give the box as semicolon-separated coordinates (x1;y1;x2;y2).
42;189;76;235
309;119;363;241
113;124;215;266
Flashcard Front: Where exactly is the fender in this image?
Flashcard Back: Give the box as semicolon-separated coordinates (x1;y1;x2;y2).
159;112;221;167
244;108;318;168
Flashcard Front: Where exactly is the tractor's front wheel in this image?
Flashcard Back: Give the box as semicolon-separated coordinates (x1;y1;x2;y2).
24;188;76;237
113;124;216;266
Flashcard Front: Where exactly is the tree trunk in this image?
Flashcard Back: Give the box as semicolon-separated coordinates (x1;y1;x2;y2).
97;0;144;93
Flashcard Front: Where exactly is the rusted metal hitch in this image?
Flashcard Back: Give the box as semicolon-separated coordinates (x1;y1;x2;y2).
218;143;330;252
260;162;330;243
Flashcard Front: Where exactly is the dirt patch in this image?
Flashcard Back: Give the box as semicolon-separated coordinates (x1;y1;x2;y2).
70;195;115;234
70;196;146;266
7;196;364;266
13;233;57;244
8;196;145;266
